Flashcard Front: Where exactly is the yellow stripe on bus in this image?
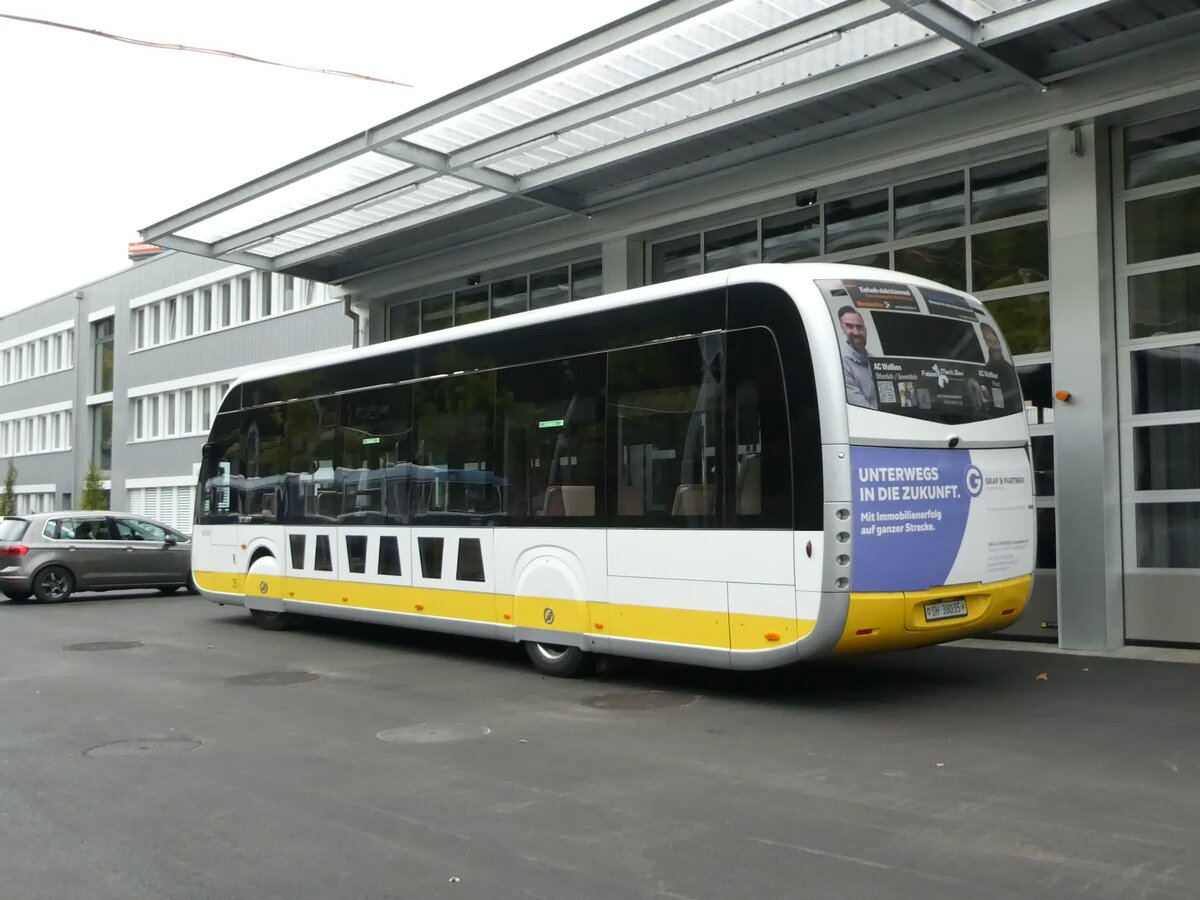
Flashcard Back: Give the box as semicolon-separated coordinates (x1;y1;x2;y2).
195;570;815;652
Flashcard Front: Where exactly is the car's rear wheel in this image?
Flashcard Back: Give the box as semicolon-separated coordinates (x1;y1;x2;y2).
523;641;591;677
33;566;74;604
249;608;295;631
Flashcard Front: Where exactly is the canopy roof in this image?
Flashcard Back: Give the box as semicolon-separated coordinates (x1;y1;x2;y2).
143;0;1200;283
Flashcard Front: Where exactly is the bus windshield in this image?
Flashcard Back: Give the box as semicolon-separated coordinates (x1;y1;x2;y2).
818;278;1023;423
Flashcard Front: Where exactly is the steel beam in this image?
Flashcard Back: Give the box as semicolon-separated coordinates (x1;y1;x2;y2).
880;0;1047;92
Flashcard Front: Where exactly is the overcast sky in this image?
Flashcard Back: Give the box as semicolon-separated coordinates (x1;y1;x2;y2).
0;1;648;317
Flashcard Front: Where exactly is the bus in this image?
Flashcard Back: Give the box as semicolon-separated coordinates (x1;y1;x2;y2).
193;264;1035;676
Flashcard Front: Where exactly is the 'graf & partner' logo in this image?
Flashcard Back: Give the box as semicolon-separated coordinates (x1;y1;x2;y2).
964;465;983;497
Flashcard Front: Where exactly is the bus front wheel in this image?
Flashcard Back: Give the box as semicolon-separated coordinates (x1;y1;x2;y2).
249;608;295;632
524;641;591;677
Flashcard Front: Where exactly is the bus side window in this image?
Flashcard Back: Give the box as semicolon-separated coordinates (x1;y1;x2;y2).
608;335;723;529
412;372;498;523
338;384;414;525
726;328;792;529
200;413;244;523
495;354;605;526
285;396;341;525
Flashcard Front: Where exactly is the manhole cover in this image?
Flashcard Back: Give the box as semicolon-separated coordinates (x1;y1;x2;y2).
582;690;699;710
64;641;143;651
85;738;202;758
225;671;320;686
377;723;492;744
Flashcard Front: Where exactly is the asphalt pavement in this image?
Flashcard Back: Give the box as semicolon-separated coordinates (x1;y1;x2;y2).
1;591;1197;900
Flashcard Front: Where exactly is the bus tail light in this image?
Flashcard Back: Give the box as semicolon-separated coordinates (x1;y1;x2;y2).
0;544;29;556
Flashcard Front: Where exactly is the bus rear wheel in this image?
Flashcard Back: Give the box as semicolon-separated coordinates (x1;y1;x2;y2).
524;641;591;677
249;608;295;631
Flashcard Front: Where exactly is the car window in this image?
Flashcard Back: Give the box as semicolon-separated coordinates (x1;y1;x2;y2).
60;518;111;540
0;518;28;541
43;519;59;539
115;519;172;542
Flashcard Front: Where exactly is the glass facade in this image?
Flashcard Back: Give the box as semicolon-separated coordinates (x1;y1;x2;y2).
1119;107;1200;572
387;257;603;340
647;149;1055;567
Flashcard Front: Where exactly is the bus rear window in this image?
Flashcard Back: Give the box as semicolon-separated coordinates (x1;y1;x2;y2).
871;312;984;363
819;278;1023;423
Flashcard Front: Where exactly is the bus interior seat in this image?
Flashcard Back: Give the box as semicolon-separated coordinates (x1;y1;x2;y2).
542;485;595;517
617;484;644;516
671;484;714;517
736;453;762;516
317;491;340;520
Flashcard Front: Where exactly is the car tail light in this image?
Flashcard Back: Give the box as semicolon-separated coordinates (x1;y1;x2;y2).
0;544;29;556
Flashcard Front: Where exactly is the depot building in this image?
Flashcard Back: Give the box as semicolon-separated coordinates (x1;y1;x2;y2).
145;0;1200;651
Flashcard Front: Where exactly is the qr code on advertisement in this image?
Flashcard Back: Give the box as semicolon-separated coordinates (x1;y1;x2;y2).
878;381;897;404
992;386;1004;408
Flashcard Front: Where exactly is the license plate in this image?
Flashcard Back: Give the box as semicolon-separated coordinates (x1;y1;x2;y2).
924;598;968;622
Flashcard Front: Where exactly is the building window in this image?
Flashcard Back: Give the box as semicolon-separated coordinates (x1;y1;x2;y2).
260;273;273;317
182;390;194;434
570;259;603;299
199;387;212;430
530;267;569;310
239;276;252;323
704;221;758;272
93;317;114;392
454;286;489;326
651;235;702;282
491;276;528;318
92;403;112;468
282;275;295;312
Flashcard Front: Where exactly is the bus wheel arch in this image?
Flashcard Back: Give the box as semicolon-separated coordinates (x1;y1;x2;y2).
512;549;599;676
243;551;294;631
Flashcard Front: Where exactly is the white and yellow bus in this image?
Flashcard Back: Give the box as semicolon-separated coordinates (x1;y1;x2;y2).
193;263;1035;676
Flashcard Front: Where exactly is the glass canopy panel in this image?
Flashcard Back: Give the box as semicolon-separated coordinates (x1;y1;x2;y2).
405;0;823;155
487;14;932;177
245;183;502;259
938;0;1033;21
176;153;413;243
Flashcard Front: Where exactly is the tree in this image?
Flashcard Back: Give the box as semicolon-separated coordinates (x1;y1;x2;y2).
0;460;15;517
80;458;108;510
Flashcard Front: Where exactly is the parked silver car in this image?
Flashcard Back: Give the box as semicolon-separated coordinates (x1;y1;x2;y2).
0;512;194;603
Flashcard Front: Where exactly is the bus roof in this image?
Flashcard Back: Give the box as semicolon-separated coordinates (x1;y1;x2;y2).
228;262;975;391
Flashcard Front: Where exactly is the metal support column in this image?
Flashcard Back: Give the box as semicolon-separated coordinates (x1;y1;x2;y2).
1046;123;1124;650
601;239;645;294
